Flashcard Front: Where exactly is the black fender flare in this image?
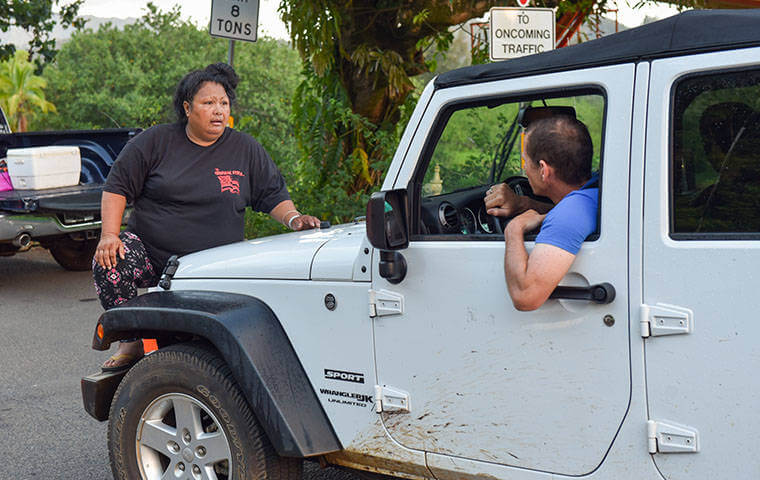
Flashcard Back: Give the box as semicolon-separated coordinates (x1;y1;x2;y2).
93;290;341;457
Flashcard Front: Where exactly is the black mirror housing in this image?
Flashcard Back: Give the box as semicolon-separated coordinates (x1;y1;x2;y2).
366;189;409;250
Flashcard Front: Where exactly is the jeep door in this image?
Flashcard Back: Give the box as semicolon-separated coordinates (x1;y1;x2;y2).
371;65;634;477
643;47;760;479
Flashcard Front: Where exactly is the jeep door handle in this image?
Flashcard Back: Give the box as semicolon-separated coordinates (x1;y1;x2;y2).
549;282;616;304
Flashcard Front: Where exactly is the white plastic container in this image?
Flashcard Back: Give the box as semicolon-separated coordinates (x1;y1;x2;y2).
6;146;81;190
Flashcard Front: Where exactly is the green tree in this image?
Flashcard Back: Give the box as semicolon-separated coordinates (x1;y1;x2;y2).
41;4;301;152
0;0;86;68
278;1;593;223
39;5;224;130
38;3;304;237
279;1;702;223
0;49;56;131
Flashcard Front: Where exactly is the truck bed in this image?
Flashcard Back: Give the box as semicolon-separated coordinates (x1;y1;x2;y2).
0;128;139;247
0;128;140;185
0;128;140;214
0;127;140;268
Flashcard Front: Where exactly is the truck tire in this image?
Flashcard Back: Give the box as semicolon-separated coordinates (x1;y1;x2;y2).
108;342;302;480
49;236;98;271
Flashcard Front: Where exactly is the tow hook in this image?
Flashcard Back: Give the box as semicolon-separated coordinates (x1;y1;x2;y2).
158;255;180;290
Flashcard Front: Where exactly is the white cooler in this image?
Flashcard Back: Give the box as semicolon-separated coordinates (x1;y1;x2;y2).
7;146;82;190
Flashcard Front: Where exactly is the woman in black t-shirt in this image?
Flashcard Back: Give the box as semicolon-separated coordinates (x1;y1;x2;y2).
93;63;320;371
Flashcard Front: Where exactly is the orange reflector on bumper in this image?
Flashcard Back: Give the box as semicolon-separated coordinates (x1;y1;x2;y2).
143;339;158;353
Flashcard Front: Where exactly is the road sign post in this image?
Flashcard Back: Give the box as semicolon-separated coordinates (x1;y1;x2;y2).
489;7;555;61
228;38;235;67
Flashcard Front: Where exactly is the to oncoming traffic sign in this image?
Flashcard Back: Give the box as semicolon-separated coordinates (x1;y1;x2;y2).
489;7;555;61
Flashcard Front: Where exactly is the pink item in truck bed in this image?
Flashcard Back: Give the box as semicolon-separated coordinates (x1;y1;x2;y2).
0;159;12;192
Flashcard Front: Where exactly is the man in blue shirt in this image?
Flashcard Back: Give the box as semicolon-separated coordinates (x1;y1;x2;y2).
484;116;598;311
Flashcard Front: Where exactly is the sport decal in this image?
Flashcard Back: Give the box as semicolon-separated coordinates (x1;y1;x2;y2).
324;369;365;384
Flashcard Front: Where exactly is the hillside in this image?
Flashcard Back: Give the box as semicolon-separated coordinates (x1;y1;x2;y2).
6;15;138;51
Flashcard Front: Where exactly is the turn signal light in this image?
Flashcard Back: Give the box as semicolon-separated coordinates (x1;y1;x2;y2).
97;323;104;339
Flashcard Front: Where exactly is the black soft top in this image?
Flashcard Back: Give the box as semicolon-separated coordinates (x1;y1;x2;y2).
435;10;760;89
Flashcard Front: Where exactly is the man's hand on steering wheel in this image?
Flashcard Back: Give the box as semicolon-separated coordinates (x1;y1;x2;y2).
484;182;525;218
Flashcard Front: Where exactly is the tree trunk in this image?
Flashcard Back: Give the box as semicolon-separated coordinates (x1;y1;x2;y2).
17;112;27;132
338;1;562;126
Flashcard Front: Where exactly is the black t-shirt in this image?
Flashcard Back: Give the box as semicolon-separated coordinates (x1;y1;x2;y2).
104;123;290;271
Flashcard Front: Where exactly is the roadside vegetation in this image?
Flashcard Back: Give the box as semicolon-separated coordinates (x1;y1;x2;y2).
0;49;56;132
3;1;700;238
35;5;303;237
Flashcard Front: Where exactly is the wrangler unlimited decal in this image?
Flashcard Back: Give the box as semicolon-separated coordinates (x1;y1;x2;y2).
319;388;373;408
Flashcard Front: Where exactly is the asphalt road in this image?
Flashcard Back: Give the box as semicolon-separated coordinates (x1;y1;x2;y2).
0;247;368;480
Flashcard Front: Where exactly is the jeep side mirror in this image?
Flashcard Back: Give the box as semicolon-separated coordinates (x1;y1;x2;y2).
366;189;409;251
367;190;408;284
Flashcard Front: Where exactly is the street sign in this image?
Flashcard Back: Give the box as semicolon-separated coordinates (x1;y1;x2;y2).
516;0;531;6
209;0;260;43
489;7;555;61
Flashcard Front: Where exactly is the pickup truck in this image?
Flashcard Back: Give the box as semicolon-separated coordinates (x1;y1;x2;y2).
0;110;139;270
82;10;760;480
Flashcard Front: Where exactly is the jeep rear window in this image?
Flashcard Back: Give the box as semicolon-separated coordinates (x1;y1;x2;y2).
671;68;760;239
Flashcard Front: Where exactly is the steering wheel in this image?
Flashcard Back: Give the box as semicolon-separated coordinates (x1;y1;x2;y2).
486;176;533;235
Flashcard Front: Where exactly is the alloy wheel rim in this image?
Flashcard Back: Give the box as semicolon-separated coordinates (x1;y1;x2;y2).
135;392;232;480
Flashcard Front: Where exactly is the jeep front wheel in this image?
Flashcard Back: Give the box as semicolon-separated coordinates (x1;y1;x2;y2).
108;343;302;480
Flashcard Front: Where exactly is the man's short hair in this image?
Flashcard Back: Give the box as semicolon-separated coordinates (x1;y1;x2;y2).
525;115;592;186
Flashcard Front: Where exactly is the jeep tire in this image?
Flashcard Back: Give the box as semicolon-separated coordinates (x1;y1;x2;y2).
108;342;302;480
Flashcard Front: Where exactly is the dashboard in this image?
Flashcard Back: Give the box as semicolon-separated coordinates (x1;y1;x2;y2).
418;177;545;236
420;184;495;235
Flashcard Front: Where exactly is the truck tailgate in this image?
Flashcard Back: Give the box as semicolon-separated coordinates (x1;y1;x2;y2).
0;184;102;213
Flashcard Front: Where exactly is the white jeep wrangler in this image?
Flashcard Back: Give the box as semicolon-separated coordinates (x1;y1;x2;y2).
83;10;760;480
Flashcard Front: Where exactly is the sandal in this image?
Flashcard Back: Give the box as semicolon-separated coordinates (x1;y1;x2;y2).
101;352;143;373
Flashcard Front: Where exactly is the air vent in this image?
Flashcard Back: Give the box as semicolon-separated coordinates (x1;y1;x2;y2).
438;203;459;232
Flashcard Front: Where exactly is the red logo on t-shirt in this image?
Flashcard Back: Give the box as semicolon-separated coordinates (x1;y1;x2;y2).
214;168;245;194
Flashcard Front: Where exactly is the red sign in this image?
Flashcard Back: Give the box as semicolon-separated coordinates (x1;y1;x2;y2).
517;0;530;6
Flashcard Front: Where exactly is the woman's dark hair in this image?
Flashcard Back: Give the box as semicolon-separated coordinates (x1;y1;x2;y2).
525;115;593;186
173;63;239;124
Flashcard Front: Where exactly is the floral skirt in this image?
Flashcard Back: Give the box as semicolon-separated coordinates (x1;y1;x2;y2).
92;231;159;311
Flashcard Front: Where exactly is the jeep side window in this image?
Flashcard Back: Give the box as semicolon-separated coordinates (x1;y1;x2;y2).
416;92;604;237
671;68;760;238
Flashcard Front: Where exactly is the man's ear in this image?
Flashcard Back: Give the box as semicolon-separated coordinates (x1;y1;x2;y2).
538;160;554;182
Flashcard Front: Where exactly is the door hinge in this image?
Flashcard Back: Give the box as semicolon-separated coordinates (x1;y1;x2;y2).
374;385;411;413
647;420;699;454
640;304;693;338
369;289;404;318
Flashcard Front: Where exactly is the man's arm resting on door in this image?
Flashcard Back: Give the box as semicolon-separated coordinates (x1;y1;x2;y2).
504;211;576;311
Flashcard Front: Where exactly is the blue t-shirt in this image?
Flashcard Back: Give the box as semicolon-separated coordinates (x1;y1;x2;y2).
534;173;599;255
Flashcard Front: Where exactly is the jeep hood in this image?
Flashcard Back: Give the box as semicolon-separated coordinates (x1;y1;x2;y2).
173;222;367;280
